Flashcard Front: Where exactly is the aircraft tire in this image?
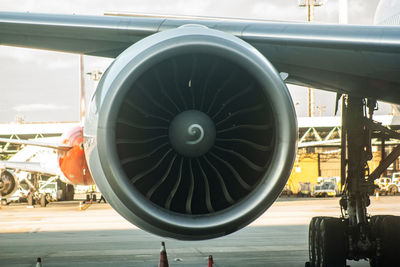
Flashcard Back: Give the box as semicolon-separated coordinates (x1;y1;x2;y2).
318;217;346;267
40;194;46;207
309;217;327;267
370;215;400;267
27;194;34;206
310;216;331;267
308;217;319;267
369;215;387;267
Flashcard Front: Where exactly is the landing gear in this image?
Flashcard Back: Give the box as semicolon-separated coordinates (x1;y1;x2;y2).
27;193;34;206
307;96;400;267
25;174;52;207
27;192;48;207
84;191;97;204
40;194;48;207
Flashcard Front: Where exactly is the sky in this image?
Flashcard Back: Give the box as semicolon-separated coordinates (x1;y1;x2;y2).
0;0;387;123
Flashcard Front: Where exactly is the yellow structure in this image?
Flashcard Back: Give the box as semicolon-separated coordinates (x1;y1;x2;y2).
285;149;398;195
286;153;319;195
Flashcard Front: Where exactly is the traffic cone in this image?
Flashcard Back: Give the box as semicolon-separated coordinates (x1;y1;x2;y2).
207;255;213;267
36;257;42;267
78;201;83;211
158;241;169;267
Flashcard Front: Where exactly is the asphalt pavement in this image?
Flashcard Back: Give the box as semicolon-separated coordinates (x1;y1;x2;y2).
1;196;399;266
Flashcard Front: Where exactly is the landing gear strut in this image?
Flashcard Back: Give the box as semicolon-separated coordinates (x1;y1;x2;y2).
307;96;400;267
26;174;49;207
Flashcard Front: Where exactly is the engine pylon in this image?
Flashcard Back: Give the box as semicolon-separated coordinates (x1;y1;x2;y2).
158;241;169;267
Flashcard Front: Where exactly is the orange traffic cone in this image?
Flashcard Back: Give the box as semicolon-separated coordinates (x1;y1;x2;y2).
207;255;213;267
158;241;169;267
36;257;42;267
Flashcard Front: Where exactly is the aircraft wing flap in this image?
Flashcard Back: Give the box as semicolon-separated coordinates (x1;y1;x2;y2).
241;22;400;52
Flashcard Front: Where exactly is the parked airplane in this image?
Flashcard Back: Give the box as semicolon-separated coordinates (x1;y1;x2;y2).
1;1;400;265
0;126;94;205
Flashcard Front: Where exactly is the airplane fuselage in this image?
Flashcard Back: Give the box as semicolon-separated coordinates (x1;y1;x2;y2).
58;126;94;185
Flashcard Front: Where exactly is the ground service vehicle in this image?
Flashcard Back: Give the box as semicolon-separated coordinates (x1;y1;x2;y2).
313;177;340;197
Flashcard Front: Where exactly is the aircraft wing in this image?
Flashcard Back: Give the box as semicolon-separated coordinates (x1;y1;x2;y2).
0;137;72;151
1;12;400;104
0;160;59;176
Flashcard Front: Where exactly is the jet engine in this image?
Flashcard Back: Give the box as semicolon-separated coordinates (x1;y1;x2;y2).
84;25;297;240
0;170;19;198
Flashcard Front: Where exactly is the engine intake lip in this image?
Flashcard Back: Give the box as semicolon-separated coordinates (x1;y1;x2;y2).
94;26;297;240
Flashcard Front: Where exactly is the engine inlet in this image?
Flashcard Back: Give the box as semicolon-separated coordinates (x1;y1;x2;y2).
115;52;275;215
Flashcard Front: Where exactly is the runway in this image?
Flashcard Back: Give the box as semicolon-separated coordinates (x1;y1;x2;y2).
1;196;399;266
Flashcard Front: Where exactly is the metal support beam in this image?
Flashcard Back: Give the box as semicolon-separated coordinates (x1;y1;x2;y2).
341;96;347;189
368;144;400;182
346;96;368;225
364;118;400;140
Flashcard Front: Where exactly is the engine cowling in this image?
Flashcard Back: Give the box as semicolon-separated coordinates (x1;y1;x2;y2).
0;170;19;198
84;25;297;240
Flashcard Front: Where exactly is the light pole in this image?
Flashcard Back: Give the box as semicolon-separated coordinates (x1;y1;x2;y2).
298;0;325;117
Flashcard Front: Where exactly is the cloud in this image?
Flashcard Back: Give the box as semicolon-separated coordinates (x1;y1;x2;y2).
12;104;70;112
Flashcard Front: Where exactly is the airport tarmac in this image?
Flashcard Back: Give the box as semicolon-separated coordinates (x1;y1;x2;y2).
1;196;399;267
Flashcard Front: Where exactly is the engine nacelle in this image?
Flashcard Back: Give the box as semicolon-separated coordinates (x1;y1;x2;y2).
0;170;19;198
84;25;297;240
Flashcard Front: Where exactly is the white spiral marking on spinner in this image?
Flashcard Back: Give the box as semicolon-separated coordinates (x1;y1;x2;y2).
186;124;204;145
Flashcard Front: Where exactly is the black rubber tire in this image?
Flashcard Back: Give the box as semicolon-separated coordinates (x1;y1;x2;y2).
369;215;387;267
318;217;347;267
379;216;400;267
370;215;381;227
313;216;334;267
309;216;334;267
309;217;319;267
27;194;34;206
369;215;397;267
314;217;325;267
40;194;46;207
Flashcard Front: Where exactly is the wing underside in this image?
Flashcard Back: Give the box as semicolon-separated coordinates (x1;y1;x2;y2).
0;12;400;104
